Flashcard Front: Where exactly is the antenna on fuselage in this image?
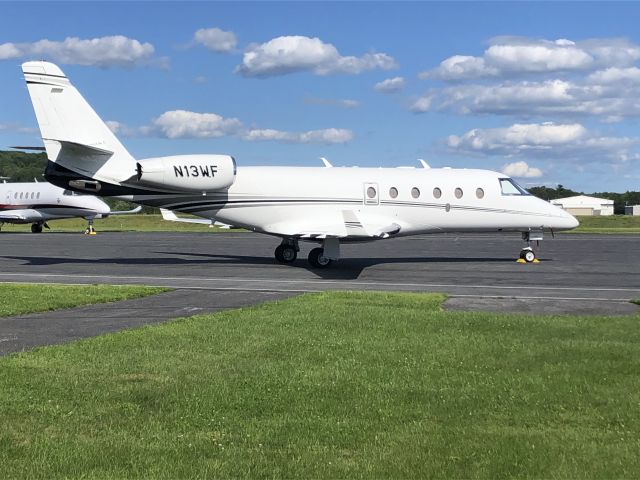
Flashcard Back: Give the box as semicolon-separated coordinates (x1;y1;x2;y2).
320;157;333;168
418;159;431;169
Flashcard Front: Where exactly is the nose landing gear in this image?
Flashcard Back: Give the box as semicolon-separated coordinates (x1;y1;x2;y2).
84;218;97;235
518;230;542;263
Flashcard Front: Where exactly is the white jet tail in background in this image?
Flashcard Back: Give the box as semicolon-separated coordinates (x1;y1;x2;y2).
22;61;135;184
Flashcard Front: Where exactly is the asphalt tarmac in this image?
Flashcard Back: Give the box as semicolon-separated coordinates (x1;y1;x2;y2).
0;231;638;354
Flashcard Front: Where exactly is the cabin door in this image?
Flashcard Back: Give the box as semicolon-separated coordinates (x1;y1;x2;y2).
363;182;379;205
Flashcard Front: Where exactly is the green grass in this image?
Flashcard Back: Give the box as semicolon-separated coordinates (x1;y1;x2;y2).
0;283;169;317
1;291;639;478
0;214;245;233
573;215;640;233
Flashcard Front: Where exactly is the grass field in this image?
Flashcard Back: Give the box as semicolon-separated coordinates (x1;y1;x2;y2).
2;213;640;234
0;214;244;233
573;215;640;233
1;291;638;478
0;283;169;317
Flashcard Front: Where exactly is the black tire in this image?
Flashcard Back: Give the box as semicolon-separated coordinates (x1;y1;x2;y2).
31;223;43;233
523;249;536;263
275;245;297;263
308;247;332;268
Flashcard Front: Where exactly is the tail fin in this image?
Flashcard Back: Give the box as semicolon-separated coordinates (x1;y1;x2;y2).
22;61;135;183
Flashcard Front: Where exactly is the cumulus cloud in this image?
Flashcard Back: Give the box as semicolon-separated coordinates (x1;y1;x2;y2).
236;35;396;77
374;76;406;93
153;110;243;139
243;128;353;144
422;37;640;81
0;35;157;68
446;122;638;163
109;110;353;144
413;76;640;119
193;27;237;53
501;161;543;178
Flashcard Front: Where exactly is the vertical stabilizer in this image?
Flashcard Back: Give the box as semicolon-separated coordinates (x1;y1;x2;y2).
22;61;135;183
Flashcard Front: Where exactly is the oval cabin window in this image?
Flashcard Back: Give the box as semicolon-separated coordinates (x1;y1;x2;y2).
455;187;463;199
389;187;398;199
433;187;442;199
476;188;484;199
367;186;377;199
411;187;420;199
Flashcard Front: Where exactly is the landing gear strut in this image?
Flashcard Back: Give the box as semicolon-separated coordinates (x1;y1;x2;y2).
31;222;43;233
84;218;96;235
274;239;298;264
518;230;543;263
308;247;332;268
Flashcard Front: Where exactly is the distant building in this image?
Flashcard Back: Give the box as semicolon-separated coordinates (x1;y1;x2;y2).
551;195;614;216
625;205;640;216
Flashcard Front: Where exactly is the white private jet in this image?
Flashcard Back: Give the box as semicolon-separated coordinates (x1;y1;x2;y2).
20;61;578;266
0;180;140;233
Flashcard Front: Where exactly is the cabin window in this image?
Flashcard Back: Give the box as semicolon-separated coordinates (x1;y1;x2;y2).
14;193;17;199
20;192;23;199
454;187;463;199
37;192;40;199
433;187;442;199
476;188;485;199
367;186;377;199
30;192;34;199
411;187;420;199
499;178;530;196
389;187;398;199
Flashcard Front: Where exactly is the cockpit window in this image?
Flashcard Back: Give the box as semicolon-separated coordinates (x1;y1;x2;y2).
499;178;530;196
63;189;76;196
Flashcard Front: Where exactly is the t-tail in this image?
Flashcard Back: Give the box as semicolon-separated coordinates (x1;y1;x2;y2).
22;61;236;196
22;61;136;193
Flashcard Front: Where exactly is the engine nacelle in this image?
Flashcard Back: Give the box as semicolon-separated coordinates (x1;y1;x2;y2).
135;154;236;192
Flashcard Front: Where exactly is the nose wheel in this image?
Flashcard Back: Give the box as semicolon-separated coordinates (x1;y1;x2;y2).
519;247;537;263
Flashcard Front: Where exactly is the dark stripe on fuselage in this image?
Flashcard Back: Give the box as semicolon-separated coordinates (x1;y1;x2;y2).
26;81;59;87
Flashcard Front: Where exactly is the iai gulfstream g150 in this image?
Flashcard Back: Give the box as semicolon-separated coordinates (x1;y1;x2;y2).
21;61;578;267
0;180;140;233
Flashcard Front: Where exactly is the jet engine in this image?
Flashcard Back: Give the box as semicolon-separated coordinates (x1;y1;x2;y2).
134;154;236;192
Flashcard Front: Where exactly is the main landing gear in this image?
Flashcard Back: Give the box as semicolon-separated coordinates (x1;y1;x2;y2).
30;222;49;233
518;230;543;263
274;238;340;268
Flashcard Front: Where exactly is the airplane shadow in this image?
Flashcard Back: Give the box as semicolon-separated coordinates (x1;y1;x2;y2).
4;251;528;280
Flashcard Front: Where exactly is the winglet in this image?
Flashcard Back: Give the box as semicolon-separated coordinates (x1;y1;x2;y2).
418;159;430;169
320;157;333;168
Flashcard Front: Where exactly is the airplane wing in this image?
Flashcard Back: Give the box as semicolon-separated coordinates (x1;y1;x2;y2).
160;208;232;228
0;209;40;223
109;206;142;216
265;210;401;240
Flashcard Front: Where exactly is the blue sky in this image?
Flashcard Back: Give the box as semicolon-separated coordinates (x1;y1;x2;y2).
2;1;640;192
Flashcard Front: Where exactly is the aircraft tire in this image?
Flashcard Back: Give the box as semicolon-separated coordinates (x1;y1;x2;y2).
523;249;536;263
275;245;297;263
308;247;332;268
31;223;43;233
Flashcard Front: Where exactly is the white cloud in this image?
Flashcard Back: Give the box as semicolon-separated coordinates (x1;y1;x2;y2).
501;161;543;178
193;27;237;53
153;110;243;139
0;122;37;134
414;77;640;119
305;97;360;108
422;37;640;81
243;128;353;144
0;36;157;68
111;110;353;144
446;122;638;163
374;76;406;93
236;35;396;77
